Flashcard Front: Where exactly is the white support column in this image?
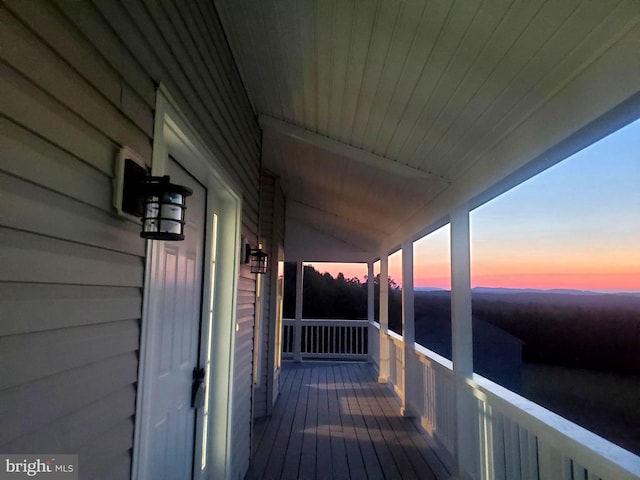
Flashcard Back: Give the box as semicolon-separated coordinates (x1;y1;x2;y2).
450;205;478;479
367;261;375;364
401;240;415;416
294;261;304;363
378;254;390;383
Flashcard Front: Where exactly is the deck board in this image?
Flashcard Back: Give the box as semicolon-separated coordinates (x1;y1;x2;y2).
316;366;332;479
300;366;319;480
247;362;438;480
326;366;350;479
279;367;310;479
248;366;301;478
261;367;303;479
338;364;385;480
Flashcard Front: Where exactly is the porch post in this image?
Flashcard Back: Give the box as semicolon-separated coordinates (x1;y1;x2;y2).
400;240;415;416
450;205;478;478
367;261;375;364
378;253;390;383
294;261;304;362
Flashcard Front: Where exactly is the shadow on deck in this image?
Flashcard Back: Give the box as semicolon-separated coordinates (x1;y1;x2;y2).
247;362;443;480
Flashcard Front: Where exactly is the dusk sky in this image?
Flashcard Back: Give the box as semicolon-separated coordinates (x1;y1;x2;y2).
309;118;640;293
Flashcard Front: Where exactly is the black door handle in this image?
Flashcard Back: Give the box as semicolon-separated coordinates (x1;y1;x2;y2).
192;367;206;408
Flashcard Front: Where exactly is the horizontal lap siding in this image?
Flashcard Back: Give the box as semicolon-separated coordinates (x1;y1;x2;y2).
233;289;255;477
0;1;260;479
253;175;276;419
271;179;286;410
259;173;286;419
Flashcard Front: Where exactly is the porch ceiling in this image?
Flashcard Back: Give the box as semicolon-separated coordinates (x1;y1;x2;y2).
215;0;640;261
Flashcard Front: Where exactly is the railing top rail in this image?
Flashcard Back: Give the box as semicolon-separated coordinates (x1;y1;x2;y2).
468;374;640;479
413;343;453;370
409;340;639;479
374;315;639;479
282;318;370;327
386;330;403;343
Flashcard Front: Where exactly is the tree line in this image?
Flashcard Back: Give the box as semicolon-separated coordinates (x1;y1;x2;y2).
282;263;402;326
282;263;640;373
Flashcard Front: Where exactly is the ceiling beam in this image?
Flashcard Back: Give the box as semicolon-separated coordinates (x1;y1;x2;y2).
259;115;450;183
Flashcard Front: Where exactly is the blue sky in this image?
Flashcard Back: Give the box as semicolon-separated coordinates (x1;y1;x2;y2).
316;117;640;292
469;117;640;292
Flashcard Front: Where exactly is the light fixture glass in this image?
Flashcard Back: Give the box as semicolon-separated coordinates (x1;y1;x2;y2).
140;175;193;241
245;243;268;274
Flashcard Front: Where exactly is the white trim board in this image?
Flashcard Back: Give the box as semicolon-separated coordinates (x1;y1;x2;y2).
259;114;449;183
133;84;242;480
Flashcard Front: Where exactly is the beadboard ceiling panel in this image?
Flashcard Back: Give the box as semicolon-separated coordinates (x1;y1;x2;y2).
215;0;640;260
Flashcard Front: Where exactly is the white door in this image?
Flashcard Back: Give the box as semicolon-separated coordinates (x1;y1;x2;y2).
144;158;206;479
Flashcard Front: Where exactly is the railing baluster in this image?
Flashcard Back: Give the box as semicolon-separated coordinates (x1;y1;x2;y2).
329;325;332;354
333;325;337;354
344;327;348;354
349;328;354;353
281;319;381;360
304;325;309;353
332;325;336;354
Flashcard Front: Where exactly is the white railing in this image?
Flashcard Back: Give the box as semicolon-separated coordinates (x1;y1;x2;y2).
282;318;369;360
368;321;380;367
410;344;456;467
387;331;404;399
375;330;640;480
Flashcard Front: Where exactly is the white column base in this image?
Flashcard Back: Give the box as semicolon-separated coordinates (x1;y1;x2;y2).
399;406;414;418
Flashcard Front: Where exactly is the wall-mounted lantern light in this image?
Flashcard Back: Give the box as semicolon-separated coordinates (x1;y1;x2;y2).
140;175;192;241
113;147;192;241
245;243;268;274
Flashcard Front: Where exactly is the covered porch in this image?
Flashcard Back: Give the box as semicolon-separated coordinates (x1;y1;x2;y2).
261;315;640;480
220;0;640;476
2;0;639;479
248;362;442;480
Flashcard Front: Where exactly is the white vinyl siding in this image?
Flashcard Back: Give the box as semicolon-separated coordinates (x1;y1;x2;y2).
0;1;260;479
252;172;286;419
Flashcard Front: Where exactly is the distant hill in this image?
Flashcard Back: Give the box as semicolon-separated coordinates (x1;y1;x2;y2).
472;287;640;297
473;291;640;309
472;287;599;295
415;288;640;309
414;288;640;373
414;287;448;292
418;286;640;296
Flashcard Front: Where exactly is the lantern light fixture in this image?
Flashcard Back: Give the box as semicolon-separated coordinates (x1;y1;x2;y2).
113;148;192;241
140;175;193;241
245;243;268;275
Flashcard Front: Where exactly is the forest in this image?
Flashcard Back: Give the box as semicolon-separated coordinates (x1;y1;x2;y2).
283;263;640;374
282;263;369;319
282;263;402;324
281;264;640;453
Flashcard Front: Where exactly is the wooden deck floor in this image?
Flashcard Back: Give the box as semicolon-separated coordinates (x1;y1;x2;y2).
247;362;440;480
